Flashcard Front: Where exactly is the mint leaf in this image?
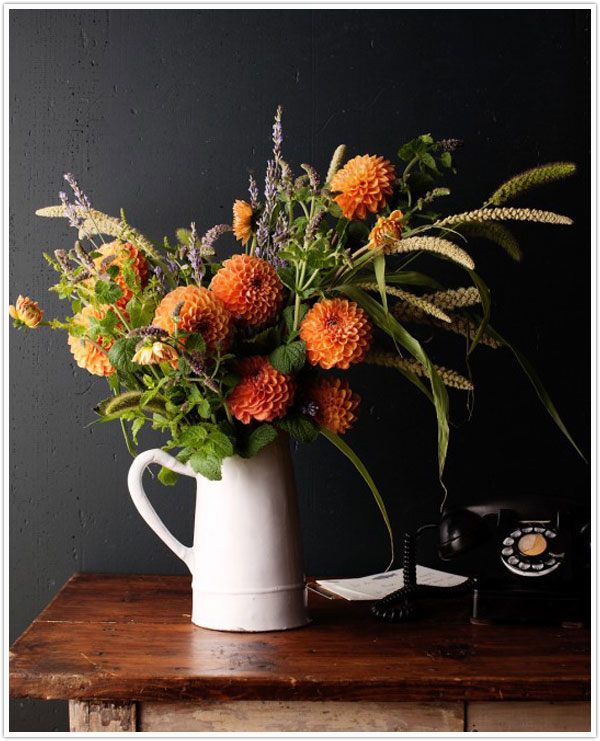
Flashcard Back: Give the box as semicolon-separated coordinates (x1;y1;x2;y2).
126;297;156;329
185;333;206;353
241;423;278;458
277;414;319;443
158;466;179;486
95;279;123;305
207;429;234;458
269;341;306;374
177;425;209;448
189;452;222;481
107;337;139;373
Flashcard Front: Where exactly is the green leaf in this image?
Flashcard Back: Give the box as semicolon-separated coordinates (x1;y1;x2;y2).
439;151;452;169
373;254;388;313
107;338;140;374
240;325;281;354
242;424;278;458
106;264;120;279
189;452;222;481
467;270;491;355
320;427;394;566
95;279;123;305
185;333;206;353
420;152;438;172
207;429;234;458
455;221;522;262
277;414;319;443
485;324;586;461
328;202;343;218
177;425;209;447
158;466;179;486
126;297;156;328
342;286;449;478
385;271;443;290
269;341;306;374
131;417;144;444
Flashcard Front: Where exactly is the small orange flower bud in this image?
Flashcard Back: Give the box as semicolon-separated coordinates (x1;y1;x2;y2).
368;210;404;253
232;200;254;246
8;296;44;328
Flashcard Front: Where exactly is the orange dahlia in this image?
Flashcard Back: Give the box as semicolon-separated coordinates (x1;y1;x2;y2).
329;154;396;220
232;200;253;246
368;209;404;253
227;355;296;424
210;253;283;327
9;295;43;328
92;240;149;309
67;305;116;377
303;377;361;434
300;298;372;370
153;285;231;352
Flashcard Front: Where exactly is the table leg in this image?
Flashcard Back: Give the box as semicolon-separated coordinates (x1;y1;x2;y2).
69;700;136;732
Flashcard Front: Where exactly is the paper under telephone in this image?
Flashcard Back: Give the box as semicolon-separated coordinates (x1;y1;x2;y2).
315;566;468;601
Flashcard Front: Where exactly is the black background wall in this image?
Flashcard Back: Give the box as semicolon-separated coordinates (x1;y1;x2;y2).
9;9;590;731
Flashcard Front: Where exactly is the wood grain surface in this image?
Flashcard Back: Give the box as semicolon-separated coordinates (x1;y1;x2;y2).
10;573;590;704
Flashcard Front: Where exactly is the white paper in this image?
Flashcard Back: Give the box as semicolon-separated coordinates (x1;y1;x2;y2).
316;565;468;601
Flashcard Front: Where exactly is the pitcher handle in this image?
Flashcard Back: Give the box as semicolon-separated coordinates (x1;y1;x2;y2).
127;448;196;572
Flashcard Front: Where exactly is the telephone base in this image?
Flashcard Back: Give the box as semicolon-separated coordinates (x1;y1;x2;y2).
471;584;588;626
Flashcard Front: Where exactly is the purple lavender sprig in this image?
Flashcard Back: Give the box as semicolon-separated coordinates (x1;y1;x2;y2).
248;175;260;209
152;265;167;295
187;221;204;285
305;211;325;244
301;163;320;192
64;172;91;209
128;326;169;339
272;106;283;164
200;223;232;254
59;191;85;231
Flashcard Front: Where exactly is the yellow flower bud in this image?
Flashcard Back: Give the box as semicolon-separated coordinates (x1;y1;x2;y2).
8;295;44;328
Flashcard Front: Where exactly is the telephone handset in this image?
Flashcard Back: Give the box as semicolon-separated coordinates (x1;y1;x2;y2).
372;495;590;625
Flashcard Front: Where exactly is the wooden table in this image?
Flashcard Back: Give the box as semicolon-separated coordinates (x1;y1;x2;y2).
10;573;590;733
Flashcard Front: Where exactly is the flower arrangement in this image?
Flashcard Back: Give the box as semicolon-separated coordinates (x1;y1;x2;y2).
10;108;582;553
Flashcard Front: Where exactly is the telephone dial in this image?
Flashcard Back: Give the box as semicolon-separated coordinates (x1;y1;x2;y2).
372;495;590;625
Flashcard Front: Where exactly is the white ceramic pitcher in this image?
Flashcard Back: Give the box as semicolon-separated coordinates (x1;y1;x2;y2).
127;433;310;632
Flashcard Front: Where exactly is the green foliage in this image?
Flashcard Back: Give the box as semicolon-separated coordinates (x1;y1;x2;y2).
239;424;278;458
107;338;140;374
126;297;156;328
455;221;522;261
158;466;179;486
269;341;306;374
277;414;319;443
95;280;123;305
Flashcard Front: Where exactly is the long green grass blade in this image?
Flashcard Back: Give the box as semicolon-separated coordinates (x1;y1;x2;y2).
467;269;491;355
385;270;444;290
485;324;586;461
373;254;388;313
342;285;450;477
320;427;394;566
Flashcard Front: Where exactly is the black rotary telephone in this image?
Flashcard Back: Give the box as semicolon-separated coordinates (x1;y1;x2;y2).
372;495;590;625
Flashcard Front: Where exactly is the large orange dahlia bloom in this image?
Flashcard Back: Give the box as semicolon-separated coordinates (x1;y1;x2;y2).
210;254;283;327
303;377;361;434
368;209;404;253
93;241;149;309
153;285;231;352
300;298;372;369
67;305;116;377
329;154;396;220
232;200;253;246
227;355;295;424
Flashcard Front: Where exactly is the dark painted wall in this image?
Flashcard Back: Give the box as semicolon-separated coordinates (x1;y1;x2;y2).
10;9;590;731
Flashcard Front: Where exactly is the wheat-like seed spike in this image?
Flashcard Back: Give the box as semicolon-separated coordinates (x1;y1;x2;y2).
36;205;161;260
325;144;347;186
393;303;501;349
387;236;475;270
366;351;474;391
486;162;576;206
422;287;481;310
358;282;452;322
435;207;573;228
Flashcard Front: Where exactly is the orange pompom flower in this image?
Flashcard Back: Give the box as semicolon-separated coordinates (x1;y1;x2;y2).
153;285;231;352
93;241;149;309
9;295;44;328
368;209;404;253
329;154;396;220
302;377;361;434
227;356;296;424
67;305;116;377
232;200;254;246
210;253;283;327
300;298;372;370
